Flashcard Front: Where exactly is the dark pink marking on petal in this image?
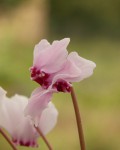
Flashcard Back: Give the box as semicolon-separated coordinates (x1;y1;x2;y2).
30;66;50;88
24;141;31;147
53;80;71;92
12;137;37;147
12;138;17;143
19;140;24;146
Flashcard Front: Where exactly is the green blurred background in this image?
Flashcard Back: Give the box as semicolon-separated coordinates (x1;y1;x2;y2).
0;0;120;149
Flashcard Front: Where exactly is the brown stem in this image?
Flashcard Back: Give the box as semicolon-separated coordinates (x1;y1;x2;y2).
70;86;86;150
0;128;18;150
34;125;53;150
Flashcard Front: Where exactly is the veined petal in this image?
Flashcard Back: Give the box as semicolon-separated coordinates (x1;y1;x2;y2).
0;92;38;147
52;52;96;83
34;39;50;65
33;38;70;73
11;117;38;147
24;88;55;126
48;52;96;92
0;87;58;147
51;58;82;86
68;52;96;81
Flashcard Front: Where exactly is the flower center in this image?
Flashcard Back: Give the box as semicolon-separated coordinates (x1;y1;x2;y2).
53;80;71;92
30;67;50;88
12;138;37;147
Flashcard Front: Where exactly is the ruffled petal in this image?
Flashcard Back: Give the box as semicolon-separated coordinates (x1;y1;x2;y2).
50;58;81;86
0;91;38;147
52;51;95;83
33;38;70;73
24;87;55;126
0;87;58;147
33;39;50;66
67;52;96;81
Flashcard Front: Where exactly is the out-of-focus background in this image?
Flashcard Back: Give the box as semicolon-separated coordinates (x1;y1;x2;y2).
0;0;120;149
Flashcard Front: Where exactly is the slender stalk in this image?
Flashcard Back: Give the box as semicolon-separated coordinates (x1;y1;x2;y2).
34;125;53;150
0;128;18;150
70;86;86;150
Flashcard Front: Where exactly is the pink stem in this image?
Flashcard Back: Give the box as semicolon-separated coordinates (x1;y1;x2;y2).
34;125;53;150
70;87;86;150
0;128;18;150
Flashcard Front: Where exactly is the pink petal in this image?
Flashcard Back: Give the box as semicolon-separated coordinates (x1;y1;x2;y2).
12;118;38;147
0;87;58;147
68;52;96;81
51;57;81;86
48;52;96;92
0;87;6;99
33;39;50;65
24;87;55;126
33;38;70;73
0;91;38;147
52;52;95;84
39;102;58;135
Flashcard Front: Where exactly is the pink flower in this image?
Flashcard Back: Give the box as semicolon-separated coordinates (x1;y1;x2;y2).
0;87;58;147
30;38;96;92
25;38;96;123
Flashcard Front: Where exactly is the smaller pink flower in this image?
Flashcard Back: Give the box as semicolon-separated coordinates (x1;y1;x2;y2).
0;87;58;147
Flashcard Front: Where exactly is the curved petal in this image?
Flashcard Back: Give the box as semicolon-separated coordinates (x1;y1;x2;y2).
0;91;38;147
0;87;58;147
51;58;81;86
68;52;96;81
33;38;70;73
51;51;96;86
39;102;58;135
33;39;50;66
24;88;55;126
0;87;6;100
12;117;38;147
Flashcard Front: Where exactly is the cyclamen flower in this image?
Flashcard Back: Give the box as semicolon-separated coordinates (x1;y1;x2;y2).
0;87;58;147
30;38;96;92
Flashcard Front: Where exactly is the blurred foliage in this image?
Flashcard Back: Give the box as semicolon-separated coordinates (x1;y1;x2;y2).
50;0;120;37
0;0;27;10
1;0;120;37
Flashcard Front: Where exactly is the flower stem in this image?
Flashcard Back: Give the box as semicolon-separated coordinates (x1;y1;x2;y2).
34;125;53;150
0;128;18;150
70;87;86;150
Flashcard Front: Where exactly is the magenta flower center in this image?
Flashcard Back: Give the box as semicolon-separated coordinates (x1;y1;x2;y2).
30;67;71;92
30;67;50;88
53;80;71;92
12;138;37;147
